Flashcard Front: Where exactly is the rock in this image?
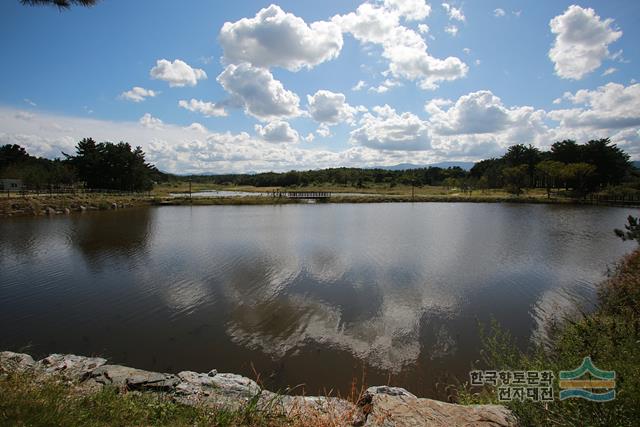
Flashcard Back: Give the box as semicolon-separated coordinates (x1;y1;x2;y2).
79;205;87;211
46;207;56;215
64;208;71;215
35;354;107;381
173;370;263;410
361;386;516;427
111;203;118;209
89;365;179;391
0;351;35;374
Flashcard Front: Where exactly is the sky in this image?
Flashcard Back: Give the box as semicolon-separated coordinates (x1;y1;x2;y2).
0;0;639;174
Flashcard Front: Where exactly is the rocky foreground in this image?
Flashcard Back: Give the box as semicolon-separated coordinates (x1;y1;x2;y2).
0;351;516;426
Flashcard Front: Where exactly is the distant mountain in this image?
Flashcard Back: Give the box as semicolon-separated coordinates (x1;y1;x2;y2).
376;161;475;171
633;161;640;170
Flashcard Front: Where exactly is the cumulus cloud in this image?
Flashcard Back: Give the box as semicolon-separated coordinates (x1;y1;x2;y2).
549;5;622;80
352;80;367;91
548;82;640;130
427;90;548;138
307;90;363;125
217;63;301;121
150;59;207;87
119;86;158;103
494;8;505;18
317;123;332;138
139;113;163;129
418;23;429;34
383;0;431;21
332;3;467;90
255;120;299;143
178;99;227;117
602;67;617;76
444;25;458;36
442;3;465;22
219;4;343;71
350;104;431;151
368;79;402;93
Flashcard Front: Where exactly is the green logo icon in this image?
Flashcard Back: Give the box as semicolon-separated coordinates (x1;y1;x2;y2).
559;357;615;401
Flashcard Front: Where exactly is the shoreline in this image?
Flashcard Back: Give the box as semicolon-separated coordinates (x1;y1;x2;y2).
0;350;515;426
1;192;637;218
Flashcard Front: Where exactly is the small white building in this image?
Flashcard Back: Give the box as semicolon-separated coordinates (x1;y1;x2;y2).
0;179;25;191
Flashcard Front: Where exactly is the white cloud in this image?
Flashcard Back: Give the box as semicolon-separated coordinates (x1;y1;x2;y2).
442;3;465;22
219;4;343;71
23;98;37;107
139;113;163;129
352;80;367;91
307;90;362;125
332;3;467;90
0;106;493;174
317;123;332;138
548;83;640;130
602;67;617;76
444;25;458;36
350;104;431;151
119;86;158;103
418;23;429;34
217;63;301;121
368;79;402;94
549;5;622;80
178;99;227;117
383;0;431;21
150;59;207;87
304;133;315;143
255;120;299;143
425;90;550;155
427;91;521;135
494;8;505;18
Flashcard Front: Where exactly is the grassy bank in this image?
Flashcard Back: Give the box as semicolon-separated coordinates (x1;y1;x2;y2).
1;183;633;218
460;248;640;426
0;372;288;427
0;194;155;217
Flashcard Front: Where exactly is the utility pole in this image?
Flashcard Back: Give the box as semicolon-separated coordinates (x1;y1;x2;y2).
189;178;192;204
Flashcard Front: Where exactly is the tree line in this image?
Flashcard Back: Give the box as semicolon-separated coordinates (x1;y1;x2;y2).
189;138;637;197
1;137;637;196
0;139;165;192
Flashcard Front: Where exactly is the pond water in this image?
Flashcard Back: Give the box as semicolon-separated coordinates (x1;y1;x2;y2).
0;203;635;398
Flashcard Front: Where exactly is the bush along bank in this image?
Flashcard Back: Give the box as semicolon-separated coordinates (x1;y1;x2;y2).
460;246;640;426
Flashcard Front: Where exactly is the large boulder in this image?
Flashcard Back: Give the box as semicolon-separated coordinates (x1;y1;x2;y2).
35;354;107;381
89;365;180;392
0;351;35;374
361;386;516;427
174;370;263;410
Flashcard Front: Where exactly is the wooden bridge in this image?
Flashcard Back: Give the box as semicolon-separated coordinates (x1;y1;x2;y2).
273;191;331;199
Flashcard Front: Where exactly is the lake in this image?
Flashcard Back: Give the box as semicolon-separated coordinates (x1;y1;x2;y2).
0;203;635;398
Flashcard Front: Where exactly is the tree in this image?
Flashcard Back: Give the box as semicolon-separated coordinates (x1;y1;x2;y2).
581;139;631;187
20;0;99;9
561;163;596;197
550;140;581;164
503;165;528;195
65;139;155;191
615;216;640;242
536;160;564;198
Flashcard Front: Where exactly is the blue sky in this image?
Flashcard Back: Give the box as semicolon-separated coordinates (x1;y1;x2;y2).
0;0;639;173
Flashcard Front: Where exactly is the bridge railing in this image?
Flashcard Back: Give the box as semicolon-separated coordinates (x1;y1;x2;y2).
271;191;331;199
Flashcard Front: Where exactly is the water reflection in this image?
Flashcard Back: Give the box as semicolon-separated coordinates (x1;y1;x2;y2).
0;203;635;397
69;208;153;270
